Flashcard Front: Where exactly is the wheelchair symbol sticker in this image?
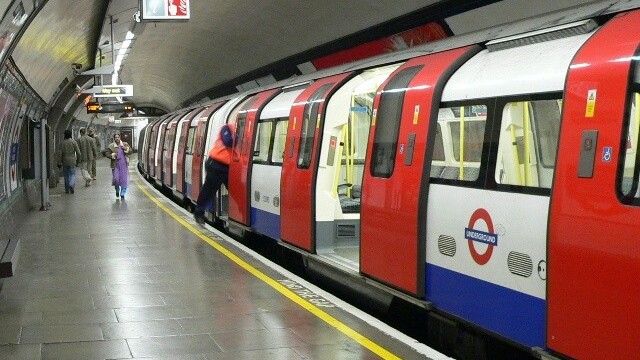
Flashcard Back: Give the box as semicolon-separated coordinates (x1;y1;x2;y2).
602;147;612;162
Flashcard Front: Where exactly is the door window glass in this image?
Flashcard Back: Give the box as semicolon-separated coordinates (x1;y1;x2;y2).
370;66;422;178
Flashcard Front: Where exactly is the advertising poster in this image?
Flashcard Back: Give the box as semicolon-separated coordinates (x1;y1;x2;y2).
9;102;26;191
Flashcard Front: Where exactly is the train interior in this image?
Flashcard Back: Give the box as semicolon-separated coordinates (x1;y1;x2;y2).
315;64;401;270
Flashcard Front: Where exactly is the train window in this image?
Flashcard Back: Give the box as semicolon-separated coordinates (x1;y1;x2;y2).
494;99;561;189
298;84;332;169
230;97;257;161
371;65;423;178
253;121;273;163
272;119;288;164
185;127;196;155
431;105;486;181
620;92;640;199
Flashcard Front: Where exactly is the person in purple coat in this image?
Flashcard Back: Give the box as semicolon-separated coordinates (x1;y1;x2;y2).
103;133;133;200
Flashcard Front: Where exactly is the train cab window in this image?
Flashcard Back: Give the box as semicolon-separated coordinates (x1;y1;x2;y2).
371;65;423;178
620;91;640;200
298;84;332;169
494;99;561;189
272;119;288;164
431;105;487;181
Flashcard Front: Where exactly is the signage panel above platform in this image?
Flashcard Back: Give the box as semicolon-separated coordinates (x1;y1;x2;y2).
140;0;190;21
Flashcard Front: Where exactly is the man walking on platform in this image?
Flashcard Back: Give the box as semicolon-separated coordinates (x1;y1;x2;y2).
88;128;100;180
77;127;97;187
194;123;235;226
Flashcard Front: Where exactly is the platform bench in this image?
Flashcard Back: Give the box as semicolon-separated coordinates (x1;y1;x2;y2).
0;238;20;289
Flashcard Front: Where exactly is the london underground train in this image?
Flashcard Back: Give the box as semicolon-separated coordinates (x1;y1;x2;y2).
139;2;640;358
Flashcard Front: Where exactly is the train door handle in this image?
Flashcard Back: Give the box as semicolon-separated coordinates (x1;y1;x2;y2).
404;133;416;166
578;130;598;178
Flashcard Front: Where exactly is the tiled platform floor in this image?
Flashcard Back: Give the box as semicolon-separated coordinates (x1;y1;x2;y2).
0;159;447;360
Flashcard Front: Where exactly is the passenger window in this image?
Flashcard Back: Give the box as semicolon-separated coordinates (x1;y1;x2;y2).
431;105;486;181
370;65;423;178
185;127;196;154
230;97;257;161
621;92;640;200
272;119;288;164
253;121;273;162
298;84;333;169
494;99;561;189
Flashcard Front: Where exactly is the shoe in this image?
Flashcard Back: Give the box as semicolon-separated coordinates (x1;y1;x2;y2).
194;214;205;225
65;190;69;194
85;179;91;187
120;195;125;200
92;177;97;180
70;187;74;194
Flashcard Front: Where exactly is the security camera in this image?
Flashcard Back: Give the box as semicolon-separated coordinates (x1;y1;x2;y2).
72;63;81;70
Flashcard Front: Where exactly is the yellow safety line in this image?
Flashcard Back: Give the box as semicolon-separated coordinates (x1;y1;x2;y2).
134;179;401;360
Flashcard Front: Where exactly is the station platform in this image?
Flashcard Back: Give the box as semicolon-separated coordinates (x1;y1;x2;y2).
0;159;449;360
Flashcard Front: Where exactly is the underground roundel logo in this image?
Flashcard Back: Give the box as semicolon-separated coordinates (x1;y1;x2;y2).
465;208;498;265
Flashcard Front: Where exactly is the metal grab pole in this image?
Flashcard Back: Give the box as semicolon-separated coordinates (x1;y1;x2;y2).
39;118;49;211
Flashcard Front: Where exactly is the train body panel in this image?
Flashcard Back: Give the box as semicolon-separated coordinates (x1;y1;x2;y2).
162;112;183;186
229;89;280;226
548;10;640;359
280;74;353;252
425;184;548;347
250;87;306;238
250;163;282;239
361;47;478;296
173;108;203;192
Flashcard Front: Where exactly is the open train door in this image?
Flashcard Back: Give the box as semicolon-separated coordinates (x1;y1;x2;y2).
360;46;479;296
548;12;640;359
280;73;354;252
228;89;280;227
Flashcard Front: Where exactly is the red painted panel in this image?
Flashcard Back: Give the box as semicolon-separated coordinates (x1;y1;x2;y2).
228;89;280;226
548;11;640;359
280;73;354;251
360;46;478;296
147;119;162;178
162;118;178;186
174;108;205;192
175;120;191;192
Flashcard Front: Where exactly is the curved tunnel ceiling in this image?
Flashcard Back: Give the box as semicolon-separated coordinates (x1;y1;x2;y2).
9;0;596;126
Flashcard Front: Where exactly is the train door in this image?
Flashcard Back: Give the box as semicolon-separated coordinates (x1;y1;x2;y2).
154;115;173;181
252;85;307;239
548;12;640;359
147;118;162;177
162;115;181;186
171;108;202;190
185;102;224;201
312;64;401;269
360;47;478;296
280;74;353;251
228;89;280;227
174;115;192;193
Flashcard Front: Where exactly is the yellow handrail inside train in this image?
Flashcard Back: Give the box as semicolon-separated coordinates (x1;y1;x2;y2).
459;106;465;180
523;101;532;186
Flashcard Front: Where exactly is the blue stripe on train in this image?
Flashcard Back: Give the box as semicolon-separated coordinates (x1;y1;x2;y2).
426;263;545;348
250;207;280;240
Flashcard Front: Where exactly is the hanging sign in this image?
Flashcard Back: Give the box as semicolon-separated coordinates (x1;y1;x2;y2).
140;0;190;21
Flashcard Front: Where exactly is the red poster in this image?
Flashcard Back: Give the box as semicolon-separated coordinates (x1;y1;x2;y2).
312;22;449;70
167;0;187;17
